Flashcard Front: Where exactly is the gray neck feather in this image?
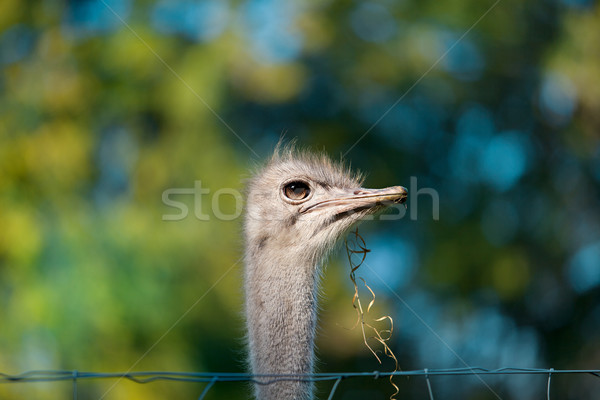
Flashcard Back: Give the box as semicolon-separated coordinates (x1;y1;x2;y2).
245;245;321;400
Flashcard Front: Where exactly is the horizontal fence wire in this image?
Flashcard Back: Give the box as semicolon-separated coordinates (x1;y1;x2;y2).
1;368;599;400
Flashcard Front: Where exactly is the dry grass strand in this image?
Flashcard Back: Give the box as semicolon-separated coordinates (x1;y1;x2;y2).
344;228;400;400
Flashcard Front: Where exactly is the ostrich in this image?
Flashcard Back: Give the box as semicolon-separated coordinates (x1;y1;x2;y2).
244;146;407;400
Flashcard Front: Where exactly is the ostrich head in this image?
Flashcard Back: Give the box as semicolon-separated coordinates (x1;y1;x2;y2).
244;147;407;400
245;148;407;265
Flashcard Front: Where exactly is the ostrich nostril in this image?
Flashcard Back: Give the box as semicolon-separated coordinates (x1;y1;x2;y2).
354;190;368;195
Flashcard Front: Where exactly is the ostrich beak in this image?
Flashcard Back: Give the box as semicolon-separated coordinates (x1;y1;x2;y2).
301;185;408;215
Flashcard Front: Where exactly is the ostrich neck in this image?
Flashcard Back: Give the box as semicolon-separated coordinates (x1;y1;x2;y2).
245;249;321;400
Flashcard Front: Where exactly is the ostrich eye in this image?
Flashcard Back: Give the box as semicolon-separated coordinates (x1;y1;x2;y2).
283;181;310;200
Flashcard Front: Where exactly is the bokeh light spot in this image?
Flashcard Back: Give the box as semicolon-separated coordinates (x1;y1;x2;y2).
0;24;35;65
440;34;484;81
538;72;577;127
152;0;229;41
349;3;397;43
481;131;529;192
64;0;131;35
568;241;600;293
241;0;303;64
367;236;417;290
450;104;494;183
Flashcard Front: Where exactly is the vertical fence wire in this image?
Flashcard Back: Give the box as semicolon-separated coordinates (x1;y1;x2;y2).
547;368;554;400
327;376;343;400
72;370;78;400
424;368;435;400
198;376;217;400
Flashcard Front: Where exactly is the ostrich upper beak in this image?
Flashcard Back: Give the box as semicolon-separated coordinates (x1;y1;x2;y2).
300;185;408;215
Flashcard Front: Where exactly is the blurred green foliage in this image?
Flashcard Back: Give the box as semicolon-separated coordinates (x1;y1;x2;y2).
1;0;599;399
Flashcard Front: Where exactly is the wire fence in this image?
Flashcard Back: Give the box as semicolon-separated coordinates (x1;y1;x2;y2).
1;368;599;400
